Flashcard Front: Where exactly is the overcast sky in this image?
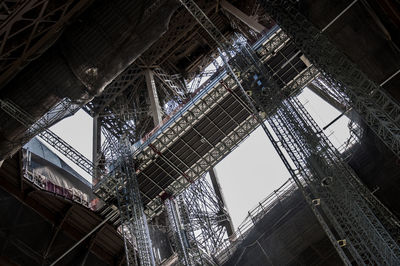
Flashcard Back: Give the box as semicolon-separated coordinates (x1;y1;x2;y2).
45;86;350;230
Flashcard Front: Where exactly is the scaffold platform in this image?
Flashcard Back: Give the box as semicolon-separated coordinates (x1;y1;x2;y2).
94;26;317;217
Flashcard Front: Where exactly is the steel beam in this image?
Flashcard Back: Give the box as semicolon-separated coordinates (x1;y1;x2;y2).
257;0;400;158
0;0;94;86
43;205;75;261
49;210;118;266
145;69;163;126
220;0;265;33
92;115;101;185
208;168;234;237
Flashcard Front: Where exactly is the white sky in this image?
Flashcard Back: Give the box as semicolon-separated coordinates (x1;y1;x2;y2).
44;86;351;230
214;87;350;228
44;109;94;180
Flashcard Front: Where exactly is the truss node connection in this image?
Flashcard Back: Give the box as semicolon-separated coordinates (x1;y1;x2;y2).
178;0;400;264
111;137;156;266
0;98;94;175
257;0;400;158
179;174;231;256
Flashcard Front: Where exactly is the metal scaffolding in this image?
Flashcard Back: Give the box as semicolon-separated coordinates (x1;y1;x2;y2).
103;131;155;266
231;29;400;266
164;196;201;265
257;0;400;158
180;174;231;256
0;98;93;175
178;0;400;264
17;1;396;264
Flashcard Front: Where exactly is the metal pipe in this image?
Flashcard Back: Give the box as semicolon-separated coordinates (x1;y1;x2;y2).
322;108;352;131
50;211;118;266
380;69;400;87
321;0;359;33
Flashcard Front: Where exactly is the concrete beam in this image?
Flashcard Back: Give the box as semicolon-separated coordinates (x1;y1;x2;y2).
220;0;266;33
144;69;163;126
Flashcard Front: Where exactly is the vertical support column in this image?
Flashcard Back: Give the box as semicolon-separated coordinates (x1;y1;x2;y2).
257;0;400;157
144;69;163;126
209;168;234;237
165;197;192;265
92;114;101;185
116;138;156;266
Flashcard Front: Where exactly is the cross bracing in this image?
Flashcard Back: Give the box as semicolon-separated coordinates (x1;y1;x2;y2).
179;174;231;256
167;0;400;264
10;1;399;265
94;24;316;218
257;0;400;158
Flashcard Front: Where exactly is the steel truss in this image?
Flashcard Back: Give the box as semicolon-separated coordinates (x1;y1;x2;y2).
97;0;317;218
232;38;400;265
0;0;93;85
84;64;193;146
95;15;315;217
178;0;400;264
130;24;313;217
179;174;231;256
164;197;202;265
104;133;155;266
257;0;400;158
0;98;94;175
130;74;260;216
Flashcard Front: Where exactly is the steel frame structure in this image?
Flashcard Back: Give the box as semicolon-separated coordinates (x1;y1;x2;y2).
179;174;231;256
232;30;400;266
94;67;262;216
105;135;155;266
0;98;93;175
0;0;94;86
94;21;319;220
95;21;315;264
164;196;202;265
164;174;229;266
9;1;399;265
178;0;400;264
257;0;400;158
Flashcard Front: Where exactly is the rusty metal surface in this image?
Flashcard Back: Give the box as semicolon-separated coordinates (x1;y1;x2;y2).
0;0;94;87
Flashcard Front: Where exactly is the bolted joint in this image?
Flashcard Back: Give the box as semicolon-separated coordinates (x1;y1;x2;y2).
312;198;321;206
321;176;333;187
337;239;347;247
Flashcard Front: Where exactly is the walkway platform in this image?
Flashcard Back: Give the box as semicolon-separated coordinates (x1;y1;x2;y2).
94;26;318;217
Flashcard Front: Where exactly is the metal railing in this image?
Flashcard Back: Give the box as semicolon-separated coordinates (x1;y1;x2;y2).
214;178;298;264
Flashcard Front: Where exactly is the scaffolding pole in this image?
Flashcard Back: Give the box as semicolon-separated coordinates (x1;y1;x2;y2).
165;197;194;265
111;137;155;266
256;0;400;158
233;39;400;264
178;0;400;264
